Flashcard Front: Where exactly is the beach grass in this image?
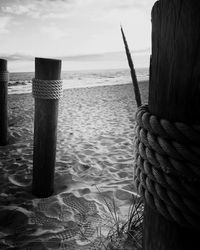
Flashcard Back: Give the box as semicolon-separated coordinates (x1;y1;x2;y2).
79;187;144;250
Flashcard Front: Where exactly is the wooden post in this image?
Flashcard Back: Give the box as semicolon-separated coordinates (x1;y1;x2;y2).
0;59;8;146
144;0;200;249
32;58;61;198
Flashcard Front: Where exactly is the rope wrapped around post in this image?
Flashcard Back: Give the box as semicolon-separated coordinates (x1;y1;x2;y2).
0;72;9;82
134;105;200;228
32;79;63;99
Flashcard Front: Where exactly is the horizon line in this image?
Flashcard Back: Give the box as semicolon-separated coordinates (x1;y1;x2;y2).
0;48;151;61
9;66;149;74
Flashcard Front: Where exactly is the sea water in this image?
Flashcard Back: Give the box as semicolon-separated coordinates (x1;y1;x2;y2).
8;68;149;95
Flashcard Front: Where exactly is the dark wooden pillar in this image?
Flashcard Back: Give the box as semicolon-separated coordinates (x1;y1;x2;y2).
32;58;61;198
144;0;200;249
0;59;8;146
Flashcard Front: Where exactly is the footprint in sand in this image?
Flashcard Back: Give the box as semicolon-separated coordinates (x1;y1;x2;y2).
78;188;91;196
8;173;31;187
115;189;132;201
0;209;29;233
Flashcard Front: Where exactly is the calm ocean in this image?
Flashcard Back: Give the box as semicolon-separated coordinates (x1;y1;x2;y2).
8;68;149;94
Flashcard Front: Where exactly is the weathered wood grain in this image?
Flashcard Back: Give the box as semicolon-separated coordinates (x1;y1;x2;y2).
144;0;200;249
0;59;8;146
32;58;61;198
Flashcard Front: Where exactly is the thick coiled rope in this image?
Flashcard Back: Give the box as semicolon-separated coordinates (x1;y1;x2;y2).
32;79;63;99
0;71;9;82
134;105;200;228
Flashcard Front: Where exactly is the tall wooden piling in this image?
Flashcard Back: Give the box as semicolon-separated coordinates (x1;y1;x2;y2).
0;59;8;146
32;58;62;198
144;0;200;249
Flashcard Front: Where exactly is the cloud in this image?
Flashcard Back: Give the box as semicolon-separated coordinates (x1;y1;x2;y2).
0;53;33;61
1;2;38;18
0;0;153;59
0;49;150;62
72;0;154;12
0;0;75;19
2;4;33;15
0;16;11;34
0;0;155;20
103;0;155;10
40;24;68;40
61;49;150;61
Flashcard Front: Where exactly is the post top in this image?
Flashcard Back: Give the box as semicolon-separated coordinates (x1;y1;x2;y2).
35;57;61;80
35;57;61;62
0;59;7;72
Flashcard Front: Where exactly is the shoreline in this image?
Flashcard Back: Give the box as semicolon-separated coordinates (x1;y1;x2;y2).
8;80;149;96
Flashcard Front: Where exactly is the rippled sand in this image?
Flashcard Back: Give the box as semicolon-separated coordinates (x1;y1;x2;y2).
0;82;148;249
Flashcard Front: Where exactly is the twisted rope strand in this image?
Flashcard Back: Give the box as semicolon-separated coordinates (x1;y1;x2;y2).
135;105;200;228
32;78;63;100
134;174;200;228
136;105;200;145
134;175;194;227
136;154;200;209
136;138;200;179
136;125;200;165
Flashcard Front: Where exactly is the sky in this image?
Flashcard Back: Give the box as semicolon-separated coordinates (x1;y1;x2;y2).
0;0;156;72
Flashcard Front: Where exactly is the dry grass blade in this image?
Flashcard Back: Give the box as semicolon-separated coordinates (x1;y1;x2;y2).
95;186;118;226
95;186;143;249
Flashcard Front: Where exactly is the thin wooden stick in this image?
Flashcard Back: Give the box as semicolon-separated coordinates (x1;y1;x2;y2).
120;26;142;107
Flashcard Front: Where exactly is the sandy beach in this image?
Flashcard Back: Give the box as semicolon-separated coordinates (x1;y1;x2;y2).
0;81;148;249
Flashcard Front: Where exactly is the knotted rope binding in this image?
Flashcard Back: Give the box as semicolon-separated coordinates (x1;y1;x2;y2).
0;71;9;82
135;104;200;228
32;79;63;99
